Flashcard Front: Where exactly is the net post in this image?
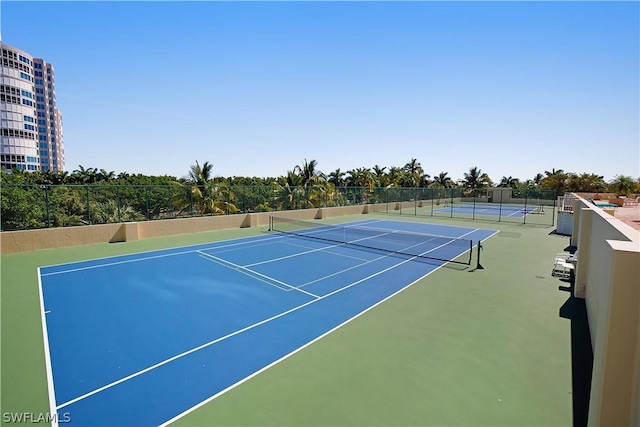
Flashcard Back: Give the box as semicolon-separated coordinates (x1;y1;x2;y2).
268;215;273;231
476;240;484;270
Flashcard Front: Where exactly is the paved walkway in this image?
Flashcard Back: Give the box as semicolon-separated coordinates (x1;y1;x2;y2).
612;205;640;231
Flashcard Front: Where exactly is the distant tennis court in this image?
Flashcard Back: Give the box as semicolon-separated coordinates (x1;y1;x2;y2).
434;202;544;218
39;218;496;425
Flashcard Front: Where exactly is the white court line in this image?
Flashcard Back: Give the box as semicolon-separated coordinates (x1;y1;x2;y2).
197;255;290;292
244;227;402;268
160;226;489;427
56;250;418;410
295;233;449;289
56;226;483;411
40;234;291;276
196;251;320;299
37;268;59;427
281;240;371;262
297;252;392;289
40;219;385;276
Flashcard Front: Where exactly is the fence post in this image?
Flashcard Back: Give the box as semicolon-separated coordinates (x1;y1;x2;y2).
116;186;121;223
189;188;194;216
45;186;51;228
169;185;173;218
85;185;91;224
450;188;454;218
145;187;150;220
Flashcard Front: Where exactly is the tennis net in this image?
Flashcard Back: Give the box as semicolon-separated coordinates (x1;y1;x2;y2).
444;202;542;213
269;216;473;265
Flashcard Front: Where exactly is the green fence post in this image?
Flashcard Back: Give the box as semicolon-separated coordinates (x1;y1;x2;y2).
146;186;150;221
498;188;503;222
85;185;91;224
45;186;51;228
116;186;121;223
472;189;476;220
169;185;173;218
450;188;454;218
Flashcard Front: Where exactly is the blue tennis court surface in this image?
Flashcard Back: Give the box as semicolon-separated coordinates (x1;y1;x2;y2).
433;203;541;218
38;219;496;426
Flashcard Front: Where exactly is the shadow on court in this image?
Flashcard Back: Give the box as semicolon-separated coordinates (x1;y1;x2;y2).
559;281;593;427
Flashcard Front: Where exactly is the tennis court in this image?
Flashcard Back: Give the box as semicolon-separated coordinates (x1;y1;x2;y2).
434;202;543;218
38;218;496;425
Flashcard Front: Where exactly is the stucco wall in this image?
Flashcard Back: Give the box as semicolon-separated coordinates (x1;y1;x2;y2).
1;205;369;254
571;197;640;427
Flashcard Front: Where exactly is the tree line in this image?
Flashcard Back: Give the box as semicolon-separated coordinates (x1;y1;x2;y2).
1;159;638;230
2;159;637;193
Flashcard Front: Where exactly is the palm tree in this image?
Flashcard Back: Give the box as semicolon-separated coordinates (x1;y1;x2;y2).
540;170;569;192
185;160;213;214
372;165;388;187
180;161;237;215
432;172;453;188
403;158;423;187
565;173;607;192
545;168;565;177
346;167;374;189
294;159;322;188
328;168;346;187
189;160;213;187
463;166;491;190
276;170;305;210
387;166;404;187
499;176;520;189
533;173;544;186
97;169;116;182
71;165;98;184
609;175;636;195
419;173;431;188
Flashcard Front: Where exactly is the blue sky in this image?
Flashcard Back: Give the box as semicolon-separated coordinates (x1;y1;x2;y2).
2;1;638;182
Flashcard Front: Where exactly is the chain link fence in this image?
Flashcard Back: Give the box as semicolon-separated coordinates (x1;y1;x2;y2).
1;184;557;231
371;187;558;226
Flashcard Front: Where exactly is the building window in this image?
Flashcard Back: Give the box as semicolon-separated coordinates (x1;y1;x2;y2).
23;115;35;123
22;99;33;106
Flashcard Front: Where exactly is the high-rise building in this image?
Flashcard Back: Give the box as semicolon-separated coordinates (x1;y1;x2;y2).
0;42;64;172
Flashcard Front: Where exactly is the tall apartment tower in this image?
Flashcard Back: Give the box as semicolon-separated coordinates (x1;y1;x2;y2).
0;42;65;172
